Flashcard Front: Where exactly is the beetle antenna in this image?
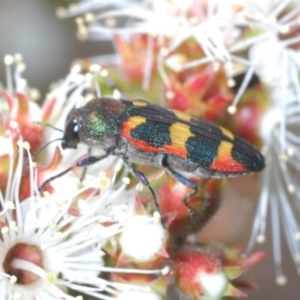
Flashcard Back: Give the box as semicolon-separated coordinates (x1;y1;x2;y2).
33;138;63;158
34;121;63;133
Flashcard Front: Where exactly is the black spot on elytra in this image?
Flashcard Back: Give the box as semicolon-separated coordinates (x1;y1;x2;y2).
131;121;171;148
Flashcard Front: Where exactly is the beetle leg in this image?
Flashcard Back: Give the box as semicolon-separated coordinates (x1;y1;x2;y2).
38;151;111;193
162;155;197;219
121;155;162;220
80;147;92;182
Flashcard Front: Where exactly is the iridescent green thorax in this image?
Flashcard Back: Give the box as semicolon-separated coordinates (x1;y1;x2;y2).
86;111;108;136
74;98;125;148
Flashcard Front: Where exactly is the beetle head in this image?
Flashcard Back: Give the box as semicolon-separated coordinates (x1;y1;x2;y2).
61;98;124;150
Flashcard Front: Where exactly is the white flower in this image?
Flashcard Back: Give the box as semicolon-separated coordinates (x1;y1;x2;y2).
57;0;245;90
240;0;300;284
0;128;165;299
248;100;300;285
0;134;117;299
227;0;300;105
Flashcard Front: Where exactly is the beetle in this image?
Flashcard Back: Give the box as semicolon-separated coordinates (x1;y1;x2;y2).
39;97;265;217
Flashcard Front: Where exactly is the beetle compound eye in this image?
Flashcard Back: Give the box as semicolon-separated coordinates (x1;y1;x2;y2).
62;119;80;149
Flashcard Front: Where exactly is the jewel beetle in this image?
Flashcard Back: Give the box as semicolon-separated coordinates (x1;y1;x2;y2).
39;97;265;216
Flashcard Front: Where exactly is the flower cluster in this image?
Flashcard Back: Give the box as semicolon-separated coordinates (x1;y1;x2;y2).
0;55;263;300
57;0;300;288
2;0;300;298
0;57;168;299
